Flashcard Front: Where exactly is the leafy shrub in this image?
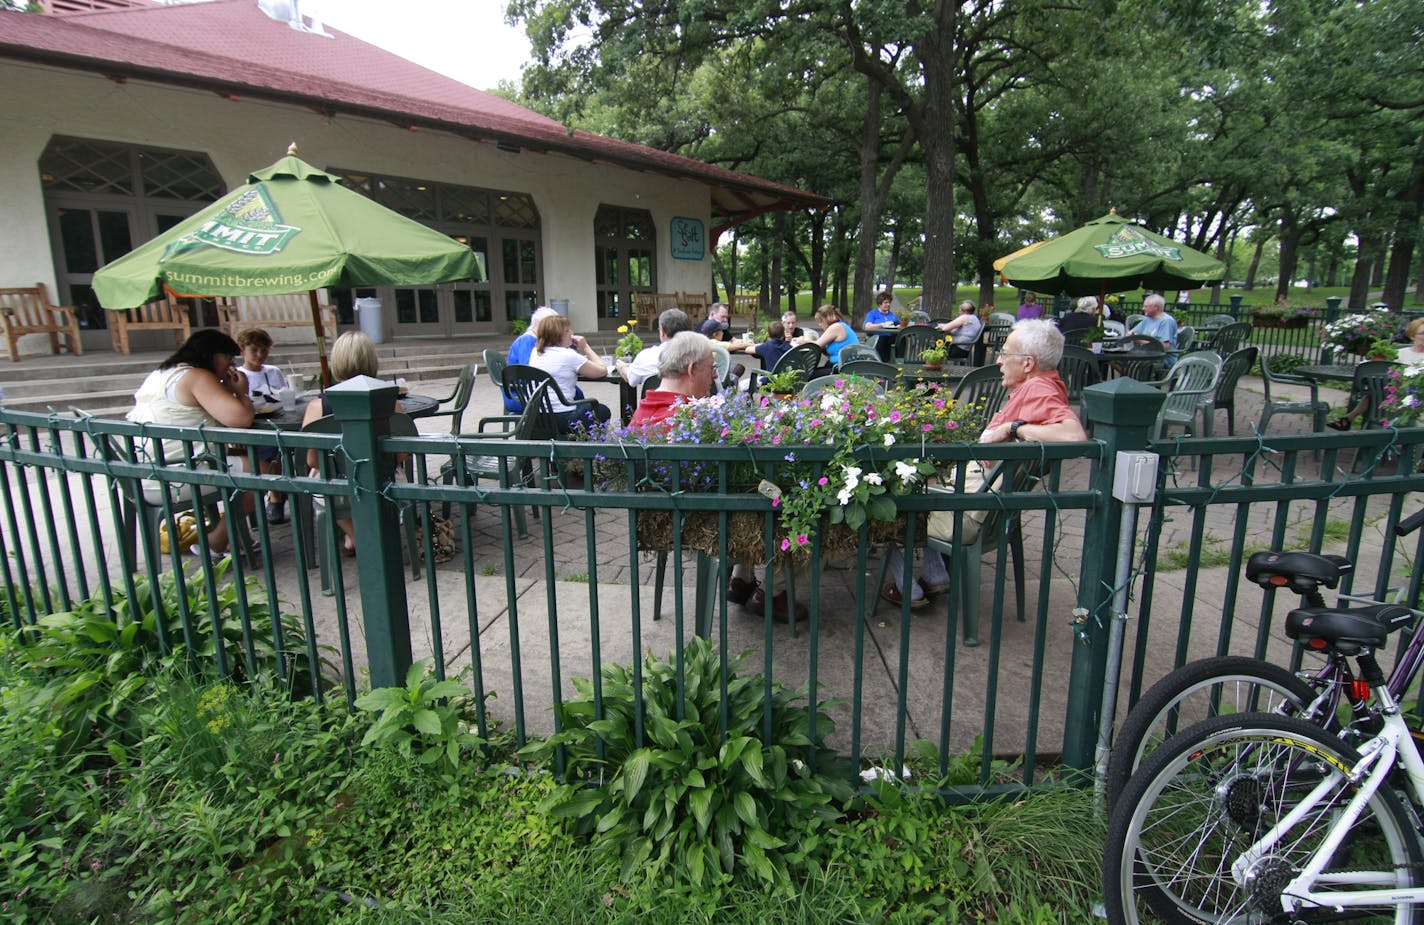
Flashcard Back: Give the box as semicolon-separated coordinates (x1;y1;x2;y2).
6;563;321;754
522;637;852;889
354;659;484;779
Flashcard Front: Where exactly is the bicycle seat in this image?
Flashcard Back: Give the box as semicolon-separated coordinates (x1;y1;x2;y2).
1285;604;1414;655
1245;550;1351;594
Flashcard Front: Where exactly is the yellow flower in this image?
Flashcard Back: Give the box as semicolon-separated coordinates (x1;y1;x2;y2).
618;324;629;334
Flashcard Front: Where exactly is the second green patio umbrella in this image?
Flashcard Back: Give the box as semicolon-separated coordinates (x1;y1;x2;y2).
998;210;1225;298
92;145;483;385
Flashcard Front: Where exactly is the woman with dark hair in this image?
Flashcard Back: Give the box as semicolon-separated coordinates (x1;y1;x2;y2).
128;328;256;556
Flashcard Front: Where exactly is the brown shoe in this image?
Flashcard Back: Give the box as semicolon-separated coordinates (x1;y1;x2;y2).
727;576;758;606
747;587;809;621
880;582;929;611
917;577;950;597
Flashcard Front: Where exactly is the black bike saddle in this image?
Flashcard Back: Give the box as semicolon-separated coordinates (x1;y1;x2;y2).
1246;551;1352;594
1285;604;1414;655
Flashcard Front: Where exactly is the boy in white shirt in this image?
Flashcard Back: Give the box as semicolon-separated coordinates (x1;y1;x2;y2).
235;328;290;523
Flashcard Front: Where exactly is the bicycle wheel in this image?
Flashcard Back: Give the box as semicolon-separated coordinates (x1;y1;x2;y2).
1104;713;1423;925
1106;656;1321;807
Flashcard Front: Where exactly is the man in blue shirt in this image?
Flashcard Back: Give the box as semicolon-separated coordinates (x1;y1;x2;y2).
1131;293;1179;368
861;290;899;361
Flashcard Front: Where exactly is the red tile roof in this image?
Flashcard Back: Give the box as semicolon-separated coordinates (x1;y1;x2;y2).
1;1;830;227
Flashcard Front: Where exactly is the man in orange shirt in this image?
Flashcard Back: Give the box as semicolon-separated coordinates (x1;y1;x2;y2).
883;319;1088;609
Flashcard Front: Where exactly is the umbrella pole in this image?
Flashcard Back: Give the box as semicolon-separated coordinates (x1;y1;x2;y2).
309;289;332;389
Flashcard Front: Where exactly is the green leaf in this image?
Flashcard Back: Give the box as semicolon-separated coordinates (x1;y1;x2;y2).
844;503;867;531
867;493;898;522
688;785;714;835
622;748;650;804
733;790;758;827
741;740;766;785
412;708;442;735
424;680;467;702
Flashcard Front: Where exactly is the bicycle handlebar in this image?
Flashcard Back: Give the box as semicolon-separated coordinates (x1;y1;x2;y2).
1396;509;1424;537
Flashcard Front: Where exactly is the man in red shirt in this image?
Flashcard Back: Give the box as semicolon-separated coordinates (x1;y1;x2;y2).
626;332;716;430
883;319;1088;609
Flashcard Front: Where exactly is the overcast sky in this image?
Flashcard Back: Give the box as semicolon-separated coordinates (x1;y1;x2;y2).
302;0;533;91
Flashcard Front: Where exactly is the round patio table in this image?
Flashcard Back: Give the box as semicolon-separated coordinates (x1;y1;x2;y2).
1295;364;1359;387
254;390;439;430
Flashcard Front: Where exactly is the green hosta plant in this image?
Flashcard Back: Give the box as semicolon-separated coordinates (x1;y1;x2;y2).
355;659;484;777
522;637;852;889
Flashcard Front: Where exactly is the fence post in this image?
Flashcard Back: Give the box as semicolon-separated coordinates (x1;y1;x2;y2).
325;375;412;688
1059;378;1163;773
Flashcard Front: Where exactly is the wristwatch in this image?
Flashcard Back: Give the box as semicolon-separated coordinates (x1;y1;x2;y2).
1008;420;1027;441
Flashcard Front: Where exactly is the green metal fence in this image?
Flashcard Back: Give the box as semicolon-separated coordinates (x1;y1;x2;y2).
2;378;1423;794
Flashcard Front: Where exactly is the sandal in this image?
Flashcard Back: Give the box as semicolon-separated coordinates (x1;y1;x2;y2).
1327;417;1351;431
917;577;951;597
880;582;929;611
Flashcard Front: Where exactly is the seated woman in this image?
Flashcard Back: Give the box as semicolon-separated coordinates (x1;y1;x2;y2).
938;300;984;360
861;290;900;361
301;331;401;555
528;313;612;433
804;303;860;373
127;328;256;557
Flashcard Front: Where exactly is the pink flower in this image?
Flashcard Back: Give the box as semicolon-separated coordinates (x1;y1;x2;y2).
797;533;809;546
818;476;829;486
780;538;791;551
889;410;902;423
946;421;957;429
922;423;933;432
771;497;780;507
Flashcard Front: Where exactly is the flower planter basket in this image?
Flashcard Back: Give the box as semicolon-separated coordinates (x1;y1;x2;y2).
636;509;925;563
1251;316;1309;330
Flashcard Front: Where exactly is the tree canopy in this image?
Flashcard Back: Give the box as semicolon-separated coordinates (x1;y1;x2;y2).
508;0;1424;314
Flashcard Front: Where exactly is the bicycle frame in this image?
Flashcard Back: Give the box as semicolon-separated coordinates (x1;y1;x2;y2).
1231;688;1424;913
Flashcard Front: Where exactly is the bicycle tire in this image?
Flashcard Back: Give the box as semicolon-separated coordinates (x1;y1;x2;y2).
1105;656;1321;808
1104;712;1423;925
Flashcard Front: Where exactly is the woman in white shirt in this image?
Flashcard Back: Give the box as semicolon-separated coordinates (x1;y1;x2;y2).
1396;317;1424;366
127;329;256;556
529;314;611;432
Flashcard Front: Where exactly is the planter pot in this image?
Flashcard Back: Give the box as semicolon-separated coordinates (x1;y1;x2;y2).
1252;317;1308;330
637;509;925;562
921;361;944;371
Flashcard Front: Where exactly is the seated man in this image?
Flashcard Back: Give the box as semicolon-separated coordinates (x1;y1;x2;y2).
781;310;805;340
627;332;715;430
1130;293;1179;368
619;307;692;389
697;302;731;341
937;300;983;360
882;319;1088;609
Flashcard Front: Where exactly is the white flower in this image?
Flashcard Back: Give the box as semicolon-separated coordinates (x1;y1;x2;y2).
893;460;918;483
836;487;854;505
1406;395;1420;409
884;433;896;447
864;471;883;486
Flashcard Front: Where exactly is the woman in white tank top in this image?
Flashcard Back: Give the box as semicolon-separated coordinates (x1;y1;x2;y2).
127;329;256;556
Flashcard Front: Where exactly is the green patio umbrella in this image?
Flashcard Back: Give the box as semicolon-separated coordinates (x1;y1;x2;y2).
998;210;1225;298
92;145;483;385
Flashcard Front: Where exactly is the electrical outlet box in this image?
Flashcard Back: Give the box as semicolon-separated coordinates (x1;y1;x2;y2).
1112;451;1158;502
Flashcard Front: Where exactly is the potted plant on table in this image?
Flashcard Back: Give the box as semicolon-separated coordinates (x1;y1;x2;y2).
919;340;949;371
1368;338;1400;362
761;368;807;397
615;324;644;360
1083;324;1108;354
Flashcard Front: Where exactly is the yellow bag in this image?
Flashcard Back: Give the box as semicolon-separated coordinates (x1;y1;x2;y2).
158;513;200;554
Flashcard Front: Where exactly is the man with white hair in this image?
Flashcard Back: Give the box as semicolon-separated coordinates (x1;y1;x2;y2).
1130;293;1179;367
627;332;715;430
619;308;692;389
882;319;1087;609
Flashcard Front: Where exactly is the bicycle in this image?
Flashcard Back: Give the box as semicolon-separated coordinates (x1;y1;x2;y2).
1102;602;1424;923
1103;507;1424;807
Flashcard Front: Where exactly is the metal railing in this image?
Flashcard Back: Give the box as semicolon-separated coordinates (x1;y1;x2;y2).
3;379;1423;795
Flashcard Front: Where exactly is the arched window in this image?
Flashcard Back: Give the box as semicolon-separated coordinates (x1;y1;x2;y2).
40;136;224;330
335;169;542;334
594;205;655;327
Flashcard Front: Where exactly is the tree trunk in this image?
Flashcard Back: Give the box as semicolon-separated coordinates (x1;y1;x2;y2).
906;12;958;317
1348;237;1378;311
1276;212;1301;304
1381;132;1424;310
852;80;888;318
770;210;786;318
1246;235;1265;290
884;219;902;296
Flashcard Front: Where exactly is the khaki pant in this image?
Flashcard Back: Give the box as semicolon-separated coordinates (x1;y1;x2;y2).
927;461;991;547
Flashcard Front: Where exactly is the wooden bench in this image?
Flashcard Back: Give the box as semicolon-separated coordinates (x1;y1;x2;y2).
218;293;337;343
630;291;680;332
108;294;192;355
731;294;761;328
680;291;708;322
0;283;83;362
